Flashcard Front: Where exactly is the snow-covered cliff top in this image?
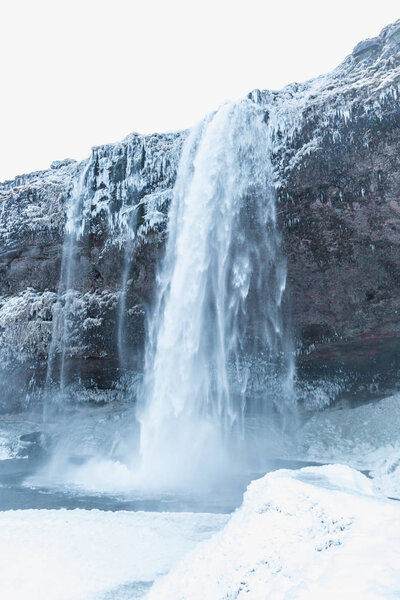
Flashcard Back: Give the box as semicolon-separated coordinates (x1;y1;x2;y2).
251;18;400;118
248;19;400;184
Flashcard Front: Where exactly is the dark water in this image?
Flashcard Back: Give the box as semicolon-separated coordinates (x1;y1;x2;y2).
0;455;321;513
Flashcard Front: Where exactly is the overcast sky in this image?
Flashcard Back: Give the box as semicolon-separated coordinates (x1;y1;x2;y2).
1;0;399;181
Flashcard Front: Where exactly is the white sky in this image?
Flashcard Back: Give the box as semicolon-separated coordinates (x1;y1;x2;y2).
1;0;399;181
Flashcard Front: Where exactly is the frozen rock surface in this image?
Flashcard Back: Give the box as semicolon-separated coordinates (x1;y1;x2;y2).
149;465;400;600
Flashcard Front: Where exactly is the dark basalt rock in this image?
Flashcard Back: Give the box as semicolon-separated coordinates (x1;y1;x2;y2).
1;20;400;408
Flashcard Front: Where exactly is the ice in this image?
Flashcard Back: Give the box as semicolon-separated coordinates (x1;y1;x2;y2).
149;465;400;599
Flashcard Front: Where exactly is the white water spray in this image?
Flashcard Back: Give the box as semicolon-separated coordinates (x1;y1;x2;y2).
137;100;295;488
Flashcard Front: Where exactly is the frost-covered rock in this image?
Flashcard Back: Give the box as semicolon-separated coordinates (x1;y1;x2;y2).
0;131;185;403
149;465;400;599
0;288;121;366
0;289;57;365
268;19;400;401
1;20;400;404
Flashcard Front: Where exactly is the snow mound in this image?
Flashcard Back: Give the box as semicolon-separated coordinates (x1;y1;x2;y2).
0;509;227;600
301;394;400;498
149;465;400;599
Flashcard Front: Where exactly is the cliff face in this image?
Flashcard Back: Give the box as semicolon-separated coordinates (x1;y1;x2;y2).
1;20;400;409
0;133;186;407
264;19;400;400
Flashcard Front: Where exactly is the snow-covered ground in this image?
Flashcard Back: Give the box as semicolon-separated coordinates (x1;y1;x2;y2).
0;509;228;599
149;465;400;599
2;464;400;599
2;396;400;598
301;393;400;498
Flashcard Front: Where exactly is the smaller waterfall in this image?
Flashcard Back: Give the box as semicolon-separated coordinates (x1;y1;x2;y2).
136;100;296;489
116;244;133;370
46;163;90;398
116;209;138;371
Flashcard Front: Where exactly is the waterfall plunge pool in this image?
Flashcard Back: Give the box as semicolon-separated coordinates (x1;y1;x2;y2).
0;405;320;513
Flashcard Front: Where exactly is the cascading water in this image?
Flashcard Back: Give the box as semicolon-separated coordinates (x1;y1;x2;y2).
137;99;296;489
45;163;90;400
35;99;296;499
116;210;138;372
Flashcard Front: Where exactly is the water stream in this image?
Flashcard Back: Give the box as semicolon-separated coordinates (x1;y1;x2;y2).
45;162;90;396
136;99;296;489
116;210;138;372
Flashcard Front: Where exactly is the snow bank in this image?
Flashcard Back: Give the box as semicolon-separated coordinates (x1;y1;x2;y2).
301;394;400;498
149;465;400;599
0;509;227;600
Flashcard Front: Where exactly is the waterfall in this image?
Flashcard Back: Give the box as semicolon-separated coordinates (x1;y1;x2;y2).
46;163;90;399
137;100;295;488
116;208;138;372
116;242;134;371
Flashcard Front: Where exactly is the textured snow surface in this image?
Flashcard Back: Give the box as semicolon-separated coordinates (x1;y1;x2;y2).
149;465;400;600
301;393;400;498
0;509;228;599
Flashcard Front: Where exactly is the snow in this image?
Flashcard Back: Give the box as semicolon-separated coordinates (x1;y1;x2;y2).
3;399;400;598
300;393;400;498
149;465;400;600
0;509;228;600
3;454;400;598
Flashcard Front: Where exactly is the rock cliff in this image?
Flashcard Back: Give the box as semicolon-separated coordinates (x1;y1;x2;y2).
1;20;400;410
